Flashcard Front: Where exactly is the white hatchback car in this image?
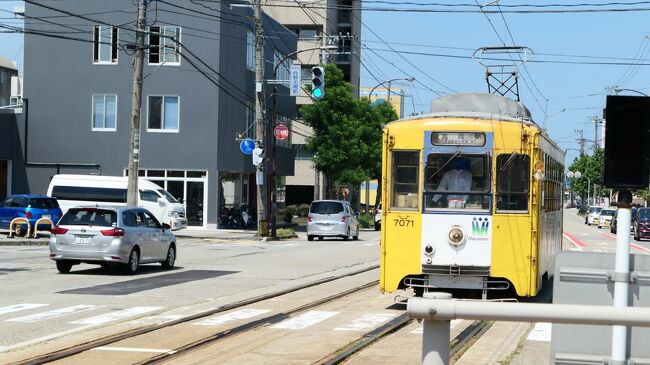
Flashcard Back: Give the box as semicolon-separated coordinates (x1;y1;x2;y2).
585;206;602;225
307;200;359;241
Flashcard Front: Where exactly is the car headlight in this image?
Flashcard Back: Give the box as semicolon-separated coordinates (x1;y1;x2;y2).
168;211;179;218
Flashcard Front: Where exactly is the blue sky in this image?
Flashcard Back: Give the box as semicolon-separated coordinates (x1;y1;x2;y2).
1;1;649;165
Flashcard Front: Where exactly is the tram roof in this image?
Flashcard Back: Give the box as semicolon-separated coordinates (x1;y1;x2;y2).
392;93;536;125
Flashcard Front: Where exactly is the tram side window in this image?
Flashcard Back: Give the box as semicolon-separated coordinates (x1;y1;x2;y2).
391;151;419;210
496;154;530;212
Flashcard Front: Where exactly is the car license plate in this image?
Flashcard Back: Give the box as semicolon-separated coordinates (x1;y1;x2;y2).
75;236;92;244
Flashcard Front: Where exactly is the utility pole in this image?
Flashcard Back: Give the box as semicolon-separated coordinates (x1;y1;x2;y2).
589;116;602;152
253;0;267;237
575;129;585;156
127;0;147;206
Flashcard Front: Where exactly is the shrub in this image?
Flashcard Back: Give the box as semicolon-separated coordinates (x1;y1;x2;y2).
276;228;297;239
282;205;297;223
297;204;310;217
357;213;373;228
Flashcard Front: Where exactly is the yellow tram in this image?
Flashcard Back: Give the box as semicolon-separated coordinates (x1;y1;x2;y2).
379;93;564;298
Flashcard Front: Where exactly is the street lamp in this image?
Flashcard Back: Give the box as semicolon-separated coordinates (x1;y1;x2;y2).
267;45;338;237
567;170;591;206
368;77;416;103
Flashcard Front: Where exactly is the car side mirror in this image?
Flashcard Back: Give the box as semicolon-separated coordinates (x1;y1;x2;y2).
157;198;166;206
162;223;171;230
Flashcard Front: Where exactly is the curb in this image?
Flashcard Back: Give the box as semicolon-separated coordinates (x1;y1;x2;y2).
0;240;48;246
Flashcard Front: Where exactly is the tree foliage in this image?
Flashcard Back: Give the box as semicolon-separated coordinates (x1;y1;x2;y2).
300;64;398;193
568;148;603;200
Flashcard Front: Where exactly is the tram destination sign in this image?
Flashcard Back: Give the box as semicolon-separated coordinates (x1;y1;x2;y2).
432;132;486;146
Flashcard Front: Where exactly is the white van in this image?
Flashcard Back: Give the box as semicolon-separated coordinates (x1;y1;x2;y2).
47;174;187;230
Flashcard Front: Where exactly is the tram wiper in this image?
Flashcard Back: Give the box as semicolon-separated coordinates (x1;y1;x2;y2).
429;151;461;180
500;152;520;171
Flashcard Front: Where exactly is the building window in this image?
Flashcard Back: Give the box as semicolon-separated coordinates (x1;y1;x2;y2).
93;26;118;64
291;27;320;41
148;96;179;132
301;66;314;83
246;30;254;71
245;101;256;139
149;26;181;65
92;94;117;131
0;71;6;84
274;51;291;82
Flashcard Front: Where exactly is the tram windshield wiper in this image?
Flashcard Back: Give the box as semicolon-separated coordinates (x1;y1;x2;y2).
429;151;461;180
500;152;520;171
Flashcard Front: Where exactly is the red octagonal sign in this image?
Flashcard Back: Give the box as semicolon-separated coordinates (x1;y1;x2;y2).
274;123;289;140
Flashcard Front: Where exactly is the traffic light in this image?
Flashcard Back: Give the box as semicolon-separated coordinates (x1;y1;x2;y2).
603;95;650;189
311;66;325;100
252;147;264;167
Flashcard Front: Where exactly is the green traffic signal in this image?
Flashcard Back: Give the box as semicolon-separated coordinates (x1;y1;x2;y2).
311;66;325;100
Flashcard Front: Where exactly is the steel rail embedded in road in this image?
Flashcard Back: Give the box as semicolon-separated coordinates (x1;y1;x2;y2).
9;264;379;365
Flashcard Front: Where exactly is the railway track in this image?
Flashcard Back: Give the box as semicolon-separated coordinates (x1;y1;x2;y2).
11;264;497;365
10;265;378;365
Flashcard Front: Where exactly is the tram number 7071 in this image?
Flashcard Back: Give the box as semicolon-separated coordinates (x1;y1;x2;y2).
393;218;414;227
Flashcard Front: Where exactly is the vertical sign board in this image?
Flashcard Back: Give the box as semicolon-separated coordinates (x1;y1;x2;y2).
290;64;301;97
551;252;650;364
603;95;650;189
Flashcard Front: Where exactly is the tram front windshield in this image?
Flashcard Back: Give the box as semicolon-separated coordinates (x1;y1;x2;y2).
424;153;490;211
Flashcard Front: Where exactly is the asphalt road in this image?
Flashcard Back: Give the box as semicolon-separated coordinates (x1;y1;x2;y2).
0;230;380;354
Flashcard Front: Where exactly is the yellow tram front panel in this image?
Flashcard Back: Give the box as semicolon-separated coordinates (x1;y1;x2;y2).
380;107;556;297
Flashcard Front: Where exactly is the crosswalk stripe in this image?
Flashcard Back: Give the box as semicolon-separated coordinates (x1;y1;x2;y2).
193;309;271;326
271;311;339;330
6;305;102;323
527;322;552;342
0;304;48;316
410;319;463;334
334;313;396;331
69;306;162;325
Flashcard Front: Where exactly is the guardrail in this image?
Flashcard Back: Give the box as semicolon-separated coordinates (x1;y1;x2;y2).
407;294;650;365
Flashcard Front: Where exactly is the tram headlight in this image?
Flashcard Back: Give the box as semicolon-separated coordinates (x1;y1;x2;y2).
424;244;434;255
448;227;466;247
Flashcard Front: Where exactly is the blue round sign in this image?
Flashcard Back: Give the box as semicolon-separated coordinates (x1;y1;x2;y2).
240;138;255;154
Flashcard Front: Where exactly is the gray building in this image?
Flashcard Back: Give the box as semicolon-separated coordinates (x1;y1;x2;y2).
0;56;19;107
21;1;297;229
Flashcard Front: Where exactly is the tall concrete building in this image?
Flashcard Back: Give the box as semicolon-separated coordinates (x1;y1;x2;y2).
264;1;362;205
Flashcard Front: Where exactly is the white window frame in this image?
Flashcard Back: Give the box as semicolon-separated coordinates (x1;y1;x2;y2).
246;30;254;71
93;25;118;64
245;101;255;139
91;94;117;131
147;95;180;133
148;26;181;66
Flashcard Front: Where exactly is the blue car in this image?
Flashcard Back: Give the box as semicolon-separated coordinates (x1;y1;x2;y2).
0;195;63;236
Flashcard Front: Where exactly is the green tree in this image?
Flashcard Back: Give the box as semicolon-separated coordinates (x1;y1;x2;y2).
568;147;604;203
300;64;398;206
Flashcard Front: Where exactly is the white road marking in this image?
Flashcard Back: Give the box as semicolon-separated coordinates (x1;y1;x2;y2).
6;305;102;323
0;304;48;316
193;309;271;326
69;306;162;325
334;313;396;331
527;322;552;342
271;311;339;330
410;319;462;334
92;346;176;354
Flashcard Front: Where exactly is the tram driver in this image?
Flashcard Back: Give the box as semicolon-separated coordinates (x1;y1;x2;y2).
432;157;472;208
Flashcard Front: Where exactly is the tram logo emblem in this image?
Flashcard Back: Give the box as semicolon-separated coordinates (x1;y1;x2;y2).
471;217;489;236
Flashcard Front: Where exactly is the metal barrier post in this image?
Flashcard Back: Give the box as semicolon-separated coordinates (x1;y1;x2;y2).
8;218;30;238
411;292;452;365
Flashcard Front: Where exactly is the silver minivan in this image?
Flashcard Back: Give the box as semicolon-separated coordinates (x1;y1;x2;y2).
306;200;359;241
49;206;176;274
